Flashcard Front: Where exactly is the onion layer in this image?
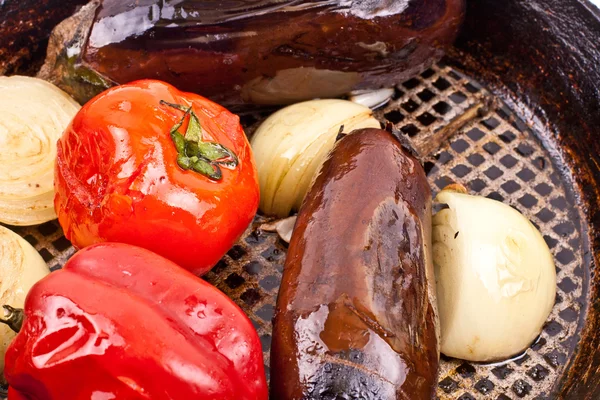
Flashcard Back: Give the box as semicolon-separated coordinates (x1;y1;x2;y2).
251;99;380;217
0;76;80;226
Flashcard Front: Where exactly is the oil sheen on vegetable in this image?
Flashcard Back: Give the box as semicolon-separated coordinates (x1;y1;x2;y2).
52;0;465;107
271;128;439;399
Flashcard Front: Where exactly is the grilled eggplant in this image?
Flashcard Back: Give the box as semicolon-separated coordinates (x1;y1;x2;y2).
271;128;439;399
41;0;465;108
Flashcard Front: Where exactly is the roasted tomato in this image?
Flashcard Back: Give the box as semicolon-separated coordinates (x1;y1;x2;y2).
54;80;259;275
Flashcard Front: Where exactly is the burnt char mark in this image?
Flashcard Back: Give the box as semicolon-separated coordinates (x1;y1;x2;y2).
299;351;394;400
0;0;88;74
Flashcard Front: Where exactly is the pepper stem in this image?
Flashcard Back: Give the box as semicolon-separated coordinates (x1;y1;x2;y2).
0;305;23;333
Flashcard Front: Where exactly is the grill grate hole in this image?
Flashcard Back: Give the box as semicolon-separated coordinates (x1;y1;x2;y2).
502;180;522;194
558;277;577;293
451;139;470;153
435;176;454;190
418;88;436;103
457;363;477;378
536;208;556;222
543;321;563;336
518;193;539;208
451;164;472;178
517;168;536;182
225;273;245;289
532;337;548;351
535;183;553;196
393;87;405;99
39;248;54;262
259;275;279;291
417;111;437;126
475;378;495;395
487;191;505;202
559;307;578;323
438;151;454;164
227;244;247;260
544;350;567;369
466;127;486;141
500;154;519;168
384;109;405;124
450;91;468;104
401;99;420;112
470;178;487;192
492;365;515;380
556;249;575;265
23;234;37;246
402;77;421;89
513;380;533;398
256;304;275;322
516;143;535;157
244;261;263;275
482;117;501;130
448;70;462;80
420;68;435;79
483;141;502;155
439;377;459;394
401;124;420;137
240;288;262;306
467;153;485;166
433;101;452;115
38;221;58;236
433;77;452;91
484;165;504;180
464;82;481;93
527;364;550;382
500;130;517;143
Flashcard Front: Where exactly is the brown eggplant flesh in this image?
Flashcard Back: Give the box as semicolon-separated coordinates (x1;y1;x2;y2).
271;128;439;400
42;0;465;109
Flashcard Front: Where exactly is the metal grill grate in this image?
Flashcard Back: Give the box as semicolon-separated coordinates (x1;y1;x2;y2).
2;64;587;399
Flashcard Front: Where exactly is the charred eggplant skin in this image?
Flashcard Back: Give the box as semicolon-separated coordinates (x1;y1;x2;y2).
271;128;439;400
65;0;464;108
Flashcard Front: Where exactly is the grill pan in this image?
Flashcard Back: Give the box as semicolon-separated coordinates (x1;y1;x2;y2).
1;0;600;399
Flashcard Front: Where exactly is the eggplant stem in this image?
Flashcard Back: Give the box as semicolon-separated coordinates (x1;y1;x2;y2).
0;305;24;333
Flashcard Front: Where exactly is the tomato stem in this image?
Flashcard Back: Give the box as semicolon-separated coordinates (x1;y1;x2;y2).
160;100;239;181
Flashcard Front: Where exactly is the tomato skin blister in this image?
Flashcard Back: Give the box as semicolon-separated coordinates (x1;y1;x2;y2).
54;79;259;276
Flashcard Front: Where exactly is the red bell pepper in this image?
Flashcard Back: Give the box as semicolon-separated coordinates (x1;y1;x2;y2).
3;243;268;400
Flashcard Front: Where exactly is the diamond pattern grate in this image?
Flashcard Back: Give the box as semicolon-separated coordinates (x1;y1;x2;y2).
1;63;588;399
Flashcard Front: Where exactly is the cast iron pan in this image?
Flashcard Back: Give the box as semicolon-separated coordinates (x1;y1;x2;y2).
0;0;599;399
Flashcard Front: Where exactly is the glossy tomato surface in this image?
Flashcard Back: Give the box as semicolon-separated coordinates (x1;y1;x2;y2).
55;80;259;275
